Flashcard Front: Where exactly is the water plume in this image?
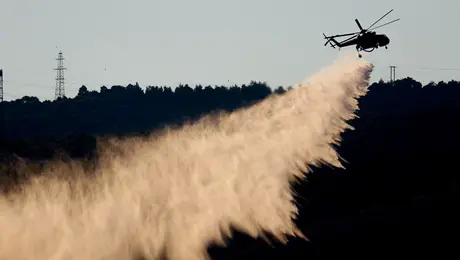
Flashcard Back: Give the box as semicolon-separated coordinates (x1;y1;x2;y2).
0;54;373;260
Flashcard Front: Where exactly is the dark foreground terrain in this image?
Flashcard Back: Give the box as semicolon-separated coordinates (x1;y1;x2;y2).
1;78;459;259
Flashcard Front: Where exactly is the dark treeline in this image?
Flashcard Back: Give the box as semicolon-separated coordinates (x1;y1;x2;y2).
1;81;280;140
1;77;460;259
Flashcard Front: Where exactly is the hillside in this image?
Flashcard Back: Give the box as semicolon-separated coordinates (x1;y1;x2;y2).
0;77;459;258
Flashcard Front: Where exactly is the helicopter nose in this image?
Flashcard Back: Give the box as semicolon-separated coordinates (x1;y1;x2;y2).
381;35;390;46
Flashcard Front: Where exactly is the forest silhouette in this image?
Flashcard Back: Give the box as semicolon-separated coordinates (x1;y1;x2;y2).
0;77;459;259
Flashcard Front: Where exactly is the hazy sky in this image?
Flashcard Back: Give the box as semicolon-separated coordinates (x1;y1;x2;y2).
1;0;459;101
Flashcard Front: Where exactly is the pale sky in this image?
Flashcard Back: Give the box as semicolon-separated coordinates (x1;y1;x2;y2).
1;0;459;101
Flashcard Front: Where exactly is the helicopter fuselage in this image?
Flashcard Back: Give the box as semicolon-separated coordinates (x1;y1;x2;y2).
356;32;390;50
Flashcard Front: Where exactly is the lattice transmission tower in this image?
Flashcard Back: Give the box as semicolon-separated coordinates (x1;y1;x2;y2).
390;65;396;83
54;50;66;99
0;69;3;103
0;69;4;139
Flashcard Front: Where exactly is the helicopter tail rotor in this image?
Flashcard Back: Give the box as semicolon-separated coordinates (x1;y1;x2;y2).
323;33;336;48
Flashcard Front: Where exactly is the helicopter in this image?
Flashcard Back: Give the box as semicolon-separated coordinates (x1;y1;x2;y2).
323;9;400;58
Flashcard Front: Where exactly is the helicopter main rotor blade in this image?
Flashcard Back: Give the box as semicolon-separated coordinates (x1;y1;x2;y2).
368;18;400;31
355;19;364;31
366;9;394;31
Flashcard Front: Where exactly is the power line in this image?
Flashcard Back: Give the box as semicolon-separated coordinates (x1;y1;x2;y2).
3;79;81;89
410;66;460;71
388;65;460;71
